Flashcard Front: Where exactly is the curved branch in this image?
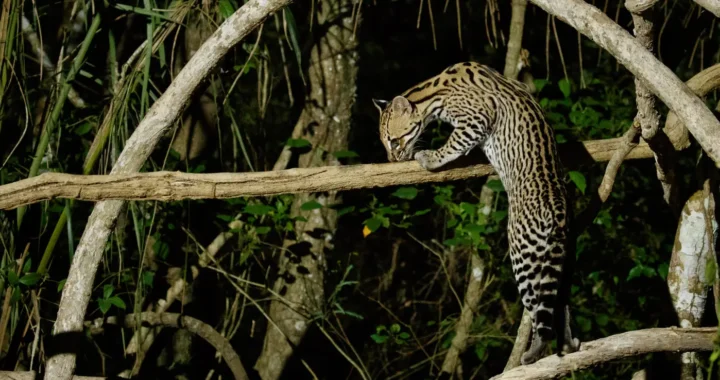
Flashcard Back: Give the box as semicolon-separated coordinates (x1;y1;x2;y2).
86;312;247;380
0;138;653;210
44;1;293;379
529;0;720;166
491;327;717;380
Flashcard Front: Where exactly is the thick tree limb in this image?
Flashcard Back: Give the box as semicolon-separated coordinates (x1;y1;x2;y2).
664;63;720;151
43;1;293;379
529;0;720;166
491;327;717;380
86;312;247;380
0;138;653;210
668;190;716;379
694;0;720;18
0;373;103;380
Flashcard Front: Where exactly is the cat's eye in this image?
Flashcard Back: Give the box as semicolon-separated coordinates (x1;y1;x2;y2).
390;139;400;150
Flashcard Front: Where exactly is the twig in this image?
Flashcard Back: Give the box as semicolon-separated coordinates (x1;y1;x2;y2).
21;15;86;108
86;312;248;380
491;327;717;380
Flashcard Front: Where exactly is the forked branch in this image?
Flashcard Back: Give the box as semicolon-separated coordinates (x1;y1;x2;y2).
529;0;720;166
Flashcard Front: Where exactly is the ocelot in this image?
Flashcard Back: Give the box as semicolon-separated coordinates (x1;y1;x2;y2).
373;62;580;364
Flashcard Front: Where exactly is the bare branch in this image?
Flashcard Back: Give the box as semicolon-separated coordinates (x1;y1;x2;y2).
529;0;720;166
44;1;293;379
0;138;654;210
491;328;717;380
86;312;248;380
664;63;720;151
0;372;104;380
694;0;720;17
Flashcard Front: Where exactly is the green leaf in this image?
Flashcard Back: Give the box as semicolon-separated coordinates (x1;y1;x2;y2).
657;262;669;280
57;279;67;292
108;296;126;310
255;226;271;235
103;284;114;299
7;270;18;286
414;209;431;217
74;122;93;136
217;214;234;222
370;334;388;344
492;210;508;221
22;258;32;274
244;204;274;215
575;315;592;332
706;259;717;285
364;217;383;232
390;323;401;333
142;271;155;287
19;273;42;286
218;0;236;18
300;200;323;211
98;299;111;314
337;206;356;217
474;344;487;360
398;332;410;339
485;180;505;192
333;150;359;158
595;313;609;327
533;79;549;93
392;187;418;200
568;171;587;194
559;78;571;98
283;9;305;84
286;138;311;148
627;265;644;281
11;287;20;304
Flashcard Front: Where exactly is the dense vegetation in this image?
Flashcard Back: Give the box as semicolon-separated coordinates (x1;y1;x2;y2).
0;0;717;379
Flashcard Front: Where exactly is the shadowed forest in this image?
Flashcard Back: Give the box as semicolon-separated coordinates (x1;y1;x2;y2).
0;0;719;379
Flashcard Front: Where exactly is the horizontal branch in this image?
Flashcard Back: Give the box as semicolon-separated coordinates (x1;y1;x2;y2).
0;372;103;380
0;138;652;210
491;327;717;380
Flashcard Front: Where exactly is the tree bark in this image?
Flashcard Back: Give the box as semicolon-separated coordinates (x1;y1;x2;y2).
667;190;716;380
43;1;292;379
529;0;720;166
254;0;359;378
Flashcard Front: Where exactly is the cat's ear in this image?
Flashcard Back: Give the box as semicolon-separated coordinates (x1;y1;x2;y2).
391;96;413;114
372;98;389;113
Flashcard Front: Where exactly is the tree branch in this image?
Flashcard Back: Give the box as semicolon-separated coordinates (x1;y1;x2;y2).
86;312;248;380
694;0;720;18
491;328;717;380
0;138;653;210
529;0;720;166
43;1;293;379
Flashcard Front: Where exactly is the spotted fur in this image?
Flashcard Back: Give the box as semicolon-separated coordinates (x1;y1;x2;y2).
373;62;580;364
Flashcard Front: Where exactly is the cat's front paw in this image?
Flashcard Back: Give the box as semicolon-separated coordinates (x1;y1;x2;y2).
413;150;438;170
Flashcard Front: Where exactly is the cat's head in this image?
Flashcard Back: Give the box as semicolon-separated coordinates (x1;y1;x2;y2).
373;96;423;162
